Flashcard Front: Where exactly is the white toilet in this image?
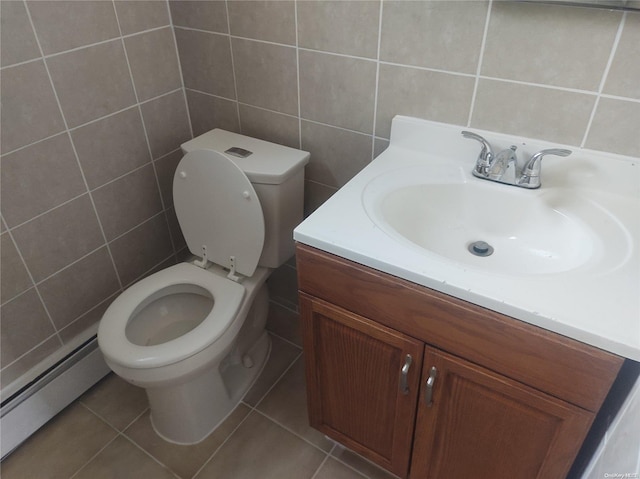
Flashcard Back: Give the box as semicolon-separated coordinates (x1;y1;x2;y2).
98;130;309;444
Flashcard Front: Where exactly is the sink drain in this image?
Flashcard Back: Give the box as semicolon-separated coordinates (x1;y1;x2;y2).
468;241;494;257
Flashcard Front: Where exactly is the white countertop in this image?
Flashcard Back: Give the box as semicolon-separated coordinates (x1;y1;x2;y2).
294;116;640;361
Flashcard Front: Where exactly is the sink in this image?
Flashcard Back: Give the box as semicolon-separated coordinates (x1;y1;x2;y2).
363;165;631;276
295;116;640;360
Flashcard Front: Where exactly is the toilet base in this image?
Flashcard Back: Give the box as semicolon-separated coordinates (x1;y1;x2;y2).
147;331;271;445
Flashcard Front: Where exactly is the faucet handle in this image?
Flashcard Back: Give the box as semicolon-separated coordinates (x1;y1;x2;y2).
519;148;572;188
462;131;494;175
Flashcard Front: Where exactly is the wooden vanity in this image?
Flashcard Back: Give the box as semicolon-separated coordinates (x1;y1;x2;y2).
296;244;624;479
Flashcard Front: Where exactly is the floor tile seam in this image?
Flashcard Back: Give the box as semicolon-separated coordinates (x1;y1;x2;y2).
330;448;400;479
250;407;334;457
188;404;257;479
265;328;303;351
114;429;182;479
65;407;121;479
309;452;332;479
250;348;303;409
77;399;149;435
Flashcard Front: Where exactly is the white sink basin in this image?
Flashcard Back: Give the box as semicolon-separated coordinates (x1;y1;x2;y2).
295;116;640;360
363;166;631;276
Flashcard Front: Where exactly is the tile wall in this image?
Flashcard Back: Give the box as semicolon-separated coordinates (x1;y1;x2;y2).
170;0;639;212
1;0;639;405
0;0;192;396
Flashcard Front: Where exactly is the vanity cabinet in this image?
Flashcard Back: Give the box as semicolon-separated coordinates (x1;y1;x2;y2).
297;244;624;479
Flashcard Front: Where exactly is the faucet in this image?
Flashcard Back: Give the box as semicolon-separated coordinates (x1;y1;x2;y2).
462;131;571;189
518;148;572;188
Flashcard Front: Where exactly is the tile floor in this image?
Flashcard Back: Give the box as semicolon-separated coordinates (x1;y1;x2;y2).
1;304;397;479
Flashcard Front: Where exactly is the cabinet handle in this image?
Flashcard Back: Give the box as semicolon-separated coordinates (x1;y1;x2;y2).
424;366;438;407
400;354;413;395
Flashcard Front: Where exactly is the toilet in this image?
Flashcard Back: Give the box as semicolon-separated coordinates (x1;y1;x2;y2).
97;130;309;445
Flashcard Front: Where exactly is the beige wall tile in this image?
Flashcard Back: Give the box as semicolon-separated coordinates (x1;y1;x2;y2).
165;206;187;253
109;214;173;286
233;38;298;115
380;0;488;74
482;2;621;90
228;0;296;45
125;27;182;102
59;296;115;344
0;61;65;154
11;195;104;282
471;79;595;146
301;121;372;188
92;164;163;241
38;248;120;330
186;90;240;136
71;107;151;189
0;233;33;303
298;0;380;58
266;302;301;346
303;180;337;217
299;50;376;134
0;403;116;479
154;150;184;207
0;337;60;390
604;13;640;99
0;289;55;366
169;0;228;33
376;64;474;138
1;134;86;227
586;98;640;157
27;0;119;55
239;104;300;149
47;40;136;128
0;1;40;67
140;91;192;159
267;264;299;311
114;0;170;35
175;28;235;99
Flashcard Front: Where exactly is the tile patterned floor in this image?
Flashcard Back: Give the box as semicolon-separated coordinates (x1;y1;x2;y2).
1;305;398;479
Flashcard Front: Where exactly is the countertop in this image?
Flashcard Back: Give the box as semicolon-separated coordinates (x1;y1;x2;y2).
294;116;640;361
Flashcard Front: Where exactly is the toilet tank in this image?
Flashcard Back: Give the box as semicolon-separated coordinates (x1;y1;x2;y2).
181;130;309;269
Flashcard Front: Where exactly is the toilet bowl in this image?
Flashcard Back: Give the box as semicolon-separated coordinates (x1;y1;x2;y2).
98;130;308;444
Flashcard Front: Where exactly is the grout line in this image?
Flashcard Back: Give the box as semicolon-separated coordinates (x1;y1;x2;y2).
19;2;102;338
223;0;243;133
111;0;175;262
580;11;627;148
190;404;256;479
295;0;303;149
0;327;62;373
168;9;195;140
370;0;384;155
467;0;493;127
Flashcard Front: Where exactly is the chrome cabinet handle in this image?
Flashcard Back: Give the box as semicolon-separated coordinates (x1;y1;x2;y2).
424;366;438;407
400;354;413;395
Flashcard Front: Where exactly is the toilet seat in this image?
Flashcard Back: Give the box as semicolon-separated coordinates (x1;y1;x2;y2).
98;262;245;369
174;149;265;278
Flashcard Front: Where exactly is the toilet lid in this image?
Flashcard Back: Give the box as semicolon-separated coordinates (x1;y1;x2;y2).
174;149;265;277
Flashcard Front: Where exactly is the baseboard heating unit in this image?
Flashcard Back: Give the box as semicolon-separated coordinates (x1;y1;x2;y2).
1;336;110;460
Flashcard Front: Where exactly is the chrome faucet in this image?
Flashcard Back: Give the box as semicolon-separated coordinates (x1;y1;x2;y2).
518;148;572;188
462;131;571;189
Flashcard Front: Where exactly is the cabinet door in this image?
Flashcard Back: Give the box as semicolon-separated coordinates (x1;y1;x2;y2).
300;293;424;478
410;348;593;479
